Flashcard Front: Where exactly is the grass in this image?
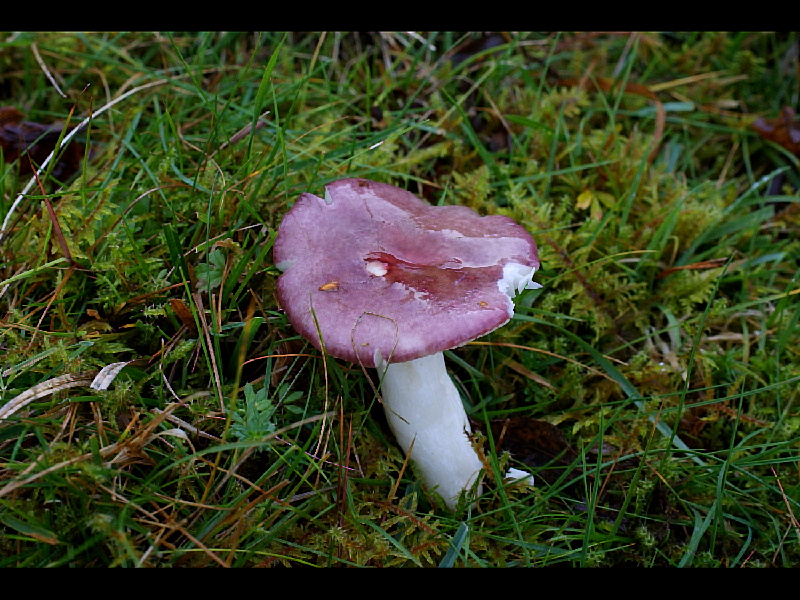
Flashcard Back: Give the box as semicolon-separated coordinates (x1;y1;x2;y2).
0;31;799;567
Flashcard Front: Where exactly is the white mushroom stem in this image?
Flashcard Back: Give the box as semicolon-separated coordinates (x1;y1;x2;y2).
376;351;483;510
373;263;541;510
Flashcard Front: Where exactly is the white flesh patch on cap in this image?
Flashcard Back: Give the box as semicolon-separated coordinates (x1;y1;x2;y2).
365;260;388;277
497;262;542;301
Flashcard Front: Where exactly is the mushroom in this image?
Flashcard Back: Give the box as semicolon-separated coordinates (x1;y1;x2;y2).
273;178;540;510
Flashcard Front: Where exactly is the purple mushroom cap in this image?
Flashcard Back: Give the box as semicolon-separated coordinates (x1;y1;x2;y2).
273;178;539;368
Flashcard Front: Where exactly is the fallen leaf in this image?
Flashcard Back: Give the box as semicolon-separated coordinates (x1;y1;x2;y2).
169;298;198;333
0;106;84;181
576;189;616;221
752;106;800;155
490;416;578;485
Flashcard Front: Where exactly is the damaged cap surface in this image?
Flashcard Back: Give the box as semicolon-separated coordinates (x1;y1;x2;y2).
274;178;539;367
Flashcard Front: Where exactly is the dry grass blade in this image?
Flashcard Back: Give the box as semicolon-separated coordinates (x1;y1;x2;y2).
0;400;189;498
30;42;66;98
0;451;95;499
502;357;555;389
90;361;133;390
151;407;221;441
0;371;98;421
656;257;731;279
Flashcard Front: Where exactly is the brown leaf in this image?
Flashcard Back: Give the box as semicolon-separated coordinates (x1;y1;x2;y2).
489;416;578;485
752;106;800;155
447;33;507;66
0;106;84;181
169;298;198;334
